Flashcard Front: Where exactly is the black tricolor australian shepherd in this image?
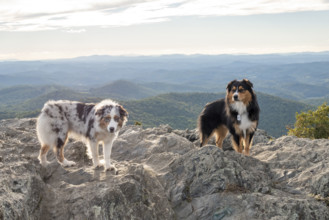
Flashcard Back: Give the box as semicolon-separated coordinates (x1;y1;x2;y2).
198;79;260;155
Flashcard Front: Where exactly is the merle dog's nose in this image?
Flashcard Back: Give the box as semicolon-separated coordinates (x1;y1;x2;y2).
233;94;239;101
109;127;115;133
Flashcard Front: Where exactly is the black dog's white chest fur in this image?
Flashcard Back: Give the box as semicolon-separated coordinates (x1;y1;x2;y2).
230;101;254;137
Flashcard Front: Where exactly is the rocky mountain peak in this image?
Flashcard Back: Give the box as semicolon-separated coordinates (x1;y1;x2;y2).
0;118;328;219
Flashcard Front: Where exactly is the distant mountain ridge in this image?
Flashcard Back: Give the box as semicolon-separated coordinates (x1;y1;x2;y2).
1;51;327;136
90;80;156;100
1;52;329;101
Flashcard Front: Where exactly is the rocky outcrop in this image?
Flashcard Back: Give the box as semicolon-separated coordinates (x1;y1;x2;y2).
0;119;328;220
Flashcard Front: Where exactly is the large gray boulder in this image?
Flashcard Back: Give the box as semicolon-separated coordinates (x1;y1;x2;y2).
252;136;329;199
0;119;328;219
0;120;174;220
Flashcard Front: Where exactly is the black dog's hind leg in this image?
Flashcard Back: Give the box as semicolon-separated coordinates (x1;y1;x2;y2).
200;131;211;147
198;116;214;147
214;125;228;149
199;124;215;147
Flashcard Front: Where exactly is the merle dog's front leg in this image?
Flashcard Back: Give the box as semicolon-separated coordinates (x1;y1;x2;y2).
88;140;101;168
103;139;116;173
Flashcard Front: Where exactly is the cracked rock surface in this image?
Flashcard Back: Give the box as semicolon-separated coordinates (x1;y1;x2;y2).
0;119;328;219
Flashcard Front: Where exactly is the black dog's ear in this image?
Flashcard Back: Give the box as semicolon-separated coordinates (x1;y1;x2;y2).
227;80;237;91
117;105;129;121
243;79;253;88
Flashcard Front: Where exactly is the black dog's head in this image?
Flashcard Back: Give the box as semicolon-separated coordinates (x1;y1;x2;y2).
226;79;254;105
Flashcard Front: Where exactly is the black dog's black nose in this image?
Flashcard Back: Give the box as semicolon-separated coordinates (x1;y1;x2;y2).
109;127;115;133
233;95;239;101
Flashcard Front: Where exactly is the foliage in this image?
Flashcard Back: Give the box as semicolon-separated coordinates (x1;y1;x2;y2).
288;103;329;139
134;121;142;126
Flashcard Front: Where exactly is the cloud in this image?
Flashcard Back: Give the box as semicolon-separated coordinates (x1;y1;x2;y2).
1;0;329;31
64;28;86;33
48;16;67;21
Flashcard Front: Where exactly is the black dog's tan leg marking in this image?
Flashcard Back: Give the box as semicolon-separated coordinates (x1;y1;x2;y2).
200;130;215;147
200;134;210;147
232;135;244;153
215;125;228;149
200;133;206;147
231;135;239;152
238;138;244;153
243;132;255;156
242;135;249;155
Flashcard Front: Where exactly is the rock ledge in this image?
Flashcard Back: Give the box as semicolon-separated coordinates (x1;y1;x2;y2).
0;119;328;220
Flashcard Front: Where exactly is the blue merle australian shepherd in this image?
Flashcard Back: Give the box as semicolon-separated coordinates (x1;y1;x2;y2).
37;99;128;172
198;79;260;155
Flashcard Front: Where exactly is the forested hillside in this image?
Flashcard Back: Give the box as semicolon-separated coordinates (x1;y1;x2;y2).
0;85;312;137
2;51;327;137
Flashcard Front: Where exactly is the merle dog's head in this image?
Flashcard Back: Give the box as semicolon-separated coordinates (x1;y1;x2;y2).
226;79;254;105
95;100;128;133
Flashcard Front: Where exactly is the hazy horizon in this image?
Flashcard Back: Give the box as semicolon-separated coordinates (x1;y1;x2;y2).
1;50;329;62
1;1;329;60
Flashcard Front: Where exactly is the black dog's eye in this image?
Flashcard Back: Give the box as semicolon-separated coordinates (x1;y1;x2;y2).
238;86;245;92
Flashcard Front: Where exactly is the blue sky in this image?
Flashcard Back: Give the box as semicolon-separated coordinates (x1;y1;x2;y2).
1;0;329;60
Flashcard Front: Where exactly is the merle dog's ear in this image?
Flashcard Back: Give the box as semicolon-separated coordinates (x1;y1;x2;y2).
117;105;129;120
95;108;104;117
227;80;237;91
243;79;253;88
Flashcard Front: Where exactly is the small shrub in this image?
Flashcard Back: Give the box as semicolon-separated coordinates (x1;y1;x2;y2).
288;103;329;139
134;121;142;126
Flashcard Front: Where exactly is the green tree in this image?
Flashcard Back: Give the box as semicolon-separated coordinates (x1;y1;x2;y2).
288;103;329;139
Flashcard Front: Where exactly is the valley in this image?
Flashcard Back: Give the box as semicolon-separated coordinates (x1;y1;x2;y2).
1;52;328;137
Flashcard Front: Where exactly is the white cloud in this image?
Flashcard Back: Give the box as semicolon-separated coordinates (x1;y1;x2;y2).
64;28;86;34
1;0;329;31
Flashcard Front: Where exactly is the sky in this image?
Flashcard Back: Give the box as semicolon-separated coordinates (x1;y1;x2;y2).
1;0;329;60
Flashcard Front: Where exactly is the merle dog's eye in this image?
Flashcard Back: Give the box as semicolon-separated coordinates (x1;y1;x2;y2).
104;117;111;122
114;116;120;122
